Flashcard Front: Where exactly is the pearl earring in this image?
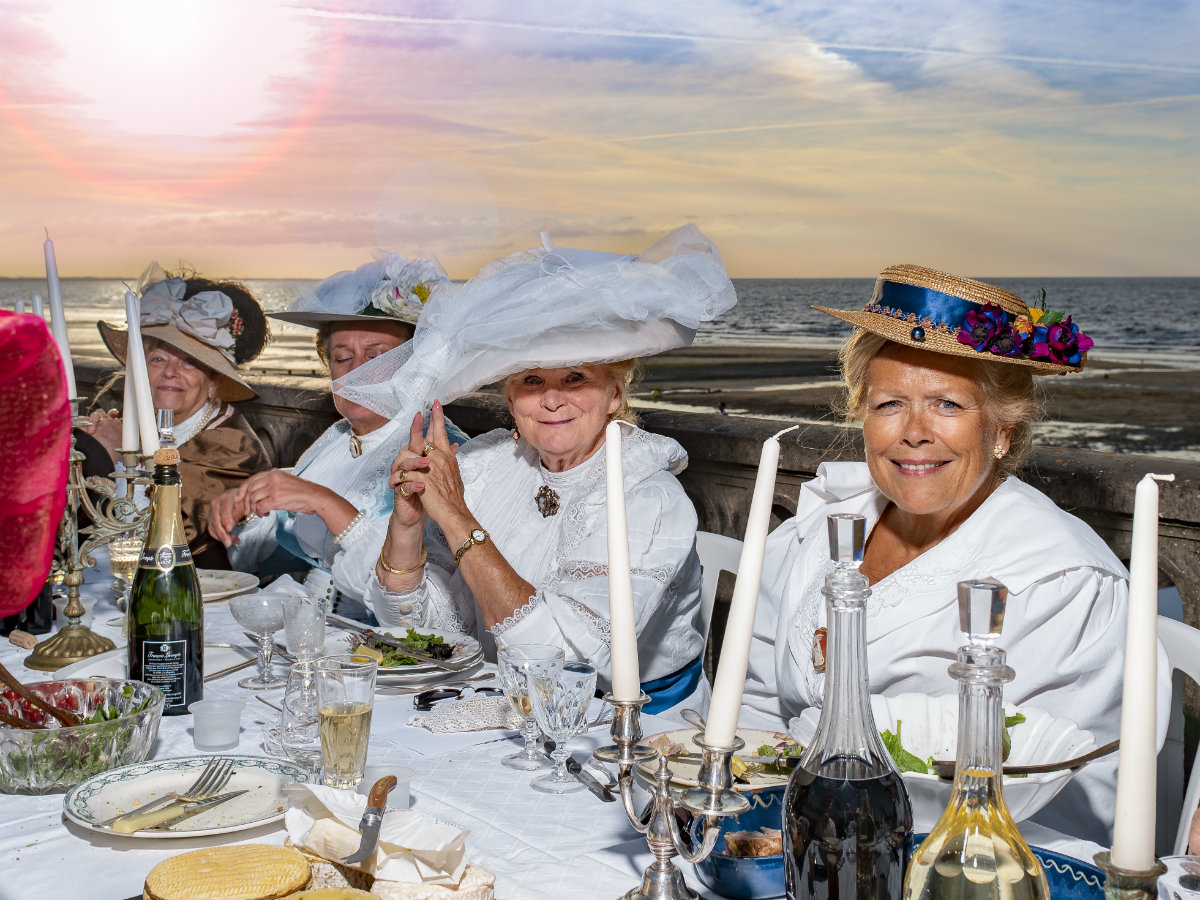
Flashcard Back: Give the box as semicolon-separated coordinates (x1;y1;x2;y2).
512;429;520;443
994;444;1006;460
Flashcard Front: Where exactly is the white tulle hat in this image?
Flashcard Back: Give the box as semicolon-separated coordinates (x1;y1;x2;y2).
333;224;737;419
269;253;451;327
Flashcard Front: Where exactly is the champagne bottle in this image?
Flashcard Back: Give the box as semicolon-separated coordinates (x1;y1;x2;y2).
784;513;913;900
126;445;203;715
902;581;1049;900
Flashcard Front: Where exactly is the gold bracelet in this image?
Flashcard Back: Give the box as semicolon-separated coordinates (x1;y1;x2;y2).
378;543;427;576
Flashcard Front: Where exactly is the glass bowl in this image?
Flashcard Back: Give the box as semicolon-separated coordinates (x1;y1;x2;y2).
0;678;165;794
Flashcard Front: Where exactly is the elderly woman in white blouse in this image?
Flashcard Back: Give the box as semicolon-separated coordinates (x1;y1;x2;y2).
340;226;738;712
206;255;465;616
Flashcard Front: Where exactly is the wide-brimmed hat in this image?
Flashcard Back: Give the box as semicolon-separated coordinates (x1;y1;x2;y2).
98;265;266;402
815;264;1094;374
269;254;450;328
333;224;737;419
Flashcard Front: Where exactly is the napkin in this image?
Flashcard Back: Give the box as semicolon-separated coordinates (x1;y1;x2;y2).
407;694;522;734
284;783;469;886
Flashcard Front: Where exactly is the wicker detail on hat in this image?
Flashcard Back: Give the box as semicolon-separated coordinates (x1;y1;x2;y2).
877;264;1027;317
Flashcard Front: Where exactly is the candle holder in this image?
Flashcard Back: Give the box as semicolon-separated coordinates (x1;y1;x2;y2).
1094;852;1167;900
593;693;749;900
26;401;151;670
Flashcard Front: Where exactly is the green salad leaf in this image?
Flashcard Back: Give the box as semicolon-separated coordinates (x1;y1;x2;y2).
881;721;929;774
374;628;450;667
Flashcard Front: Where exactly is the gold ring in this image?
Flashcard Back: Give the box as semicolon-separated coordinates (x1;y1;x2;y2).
422;441;436;456
397;470;409;484
399;483;412;498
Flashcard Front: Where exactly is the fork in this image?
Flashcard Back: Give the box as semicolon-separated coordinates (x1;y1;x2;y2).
101;756;236;828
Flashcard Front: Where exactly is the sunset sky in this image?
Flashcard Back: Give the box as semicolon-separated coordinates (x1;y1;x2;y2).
1;0;1196;278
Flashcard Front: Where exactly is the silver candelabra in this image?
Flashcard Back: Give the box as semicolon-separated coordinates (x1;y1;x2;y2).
593;693;749;900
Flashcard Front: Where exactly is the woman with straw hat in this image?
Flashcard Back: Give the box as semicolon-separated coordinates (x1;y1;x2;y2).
734;264;1170;844
340;225;737;713
206;254;466;617
89;264;271;569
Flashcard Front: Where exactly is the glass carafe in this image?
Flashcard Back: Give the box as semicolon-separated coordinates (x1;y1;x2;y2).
902;580;1049;900
784;513;913;899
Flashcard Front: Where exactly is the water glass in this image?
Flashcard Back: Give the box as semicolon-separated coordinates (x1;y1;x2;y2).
528;662;598;794
497;644;565;771
229;593;286;689
280;660;322;777
314;654;377;789
282;592;326;660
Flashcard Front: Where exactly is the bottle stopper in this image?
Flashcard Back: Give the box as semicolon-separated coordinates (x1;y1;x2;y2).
957;579;1007;646
153;447;180;466
826;513;866;566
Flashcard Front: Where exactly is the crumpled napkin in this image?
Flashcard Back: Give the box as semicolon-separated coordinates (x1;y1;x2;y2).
284;783;468;885
407;694;522;733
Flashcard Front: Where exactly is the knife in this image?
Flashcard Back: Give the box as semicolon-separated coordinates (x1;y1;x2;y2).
143;790;249;831
341;775;397;865
327;614;467;672
565;755;615;802
99;792;179;828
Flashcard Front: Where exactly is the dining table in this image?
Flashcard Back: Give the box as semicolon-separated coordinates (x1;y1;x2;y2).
0;549;1105;900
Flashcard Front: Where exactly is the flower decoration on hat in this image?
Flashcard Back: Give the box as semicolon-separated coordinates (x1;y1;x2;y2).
139;276;237;362
956;289;1092;368
366;257;449;320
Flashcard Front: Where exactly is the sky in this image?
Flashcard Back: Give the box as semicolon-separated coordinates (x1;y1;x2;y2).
0;0;1197;278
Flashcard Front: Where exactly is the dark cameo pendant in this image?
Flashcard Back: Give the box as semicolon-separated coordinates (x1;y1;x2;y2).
534;484;560;518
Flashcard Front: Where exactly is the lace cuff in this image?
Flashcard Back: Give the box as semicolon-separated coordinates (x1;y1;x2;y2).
371;569;428;626
489;590;543;637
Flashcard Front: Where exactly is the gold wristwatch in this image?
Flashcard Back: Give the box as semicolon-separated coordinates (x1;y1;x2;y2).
454;527;489;564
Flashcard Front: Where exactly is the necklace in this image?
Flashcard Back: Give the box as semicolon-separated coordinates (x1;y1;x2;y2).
349;432;363;458
179;400;220;444
534;484;560;518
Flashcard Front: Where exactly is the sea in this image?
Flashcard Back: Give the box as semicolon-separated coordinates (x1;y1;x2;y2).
0;276;1195;369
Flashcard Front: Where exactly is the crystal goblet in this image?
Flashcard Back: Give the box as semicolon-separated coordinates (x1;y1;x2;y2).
497;644;565;771
229;593;286;689
528;662;598;793
107;530;144;610
280;660;322;777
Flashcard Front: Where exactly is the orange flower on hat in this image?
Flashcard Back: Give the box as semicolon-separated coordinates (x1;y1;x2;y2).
1013;314;1034;338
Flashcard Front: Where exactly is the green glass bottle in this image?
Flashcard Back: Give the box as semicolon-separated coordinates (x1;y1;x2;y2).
126;446;204;715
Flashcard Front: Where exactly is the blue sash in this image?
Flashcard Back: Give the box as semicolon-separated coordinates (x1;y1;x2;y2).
642;656;704;714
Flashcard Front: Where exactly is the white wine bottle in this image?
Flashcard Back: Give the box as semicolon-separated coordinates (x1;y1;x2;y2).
126;446;204;715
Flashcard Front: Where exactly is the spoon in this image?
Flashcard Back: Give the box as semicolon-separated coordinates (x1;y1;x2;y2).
929;739;1119;779
680;708;706;731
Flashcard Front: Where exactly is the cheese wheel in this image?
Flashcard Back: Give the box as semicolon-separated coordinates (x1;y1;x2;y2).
144;844;311;900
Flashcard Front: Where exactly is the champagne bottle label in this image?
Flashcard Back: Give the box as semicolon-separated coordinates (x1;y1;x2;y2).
141;639;190;708
139;543;193;573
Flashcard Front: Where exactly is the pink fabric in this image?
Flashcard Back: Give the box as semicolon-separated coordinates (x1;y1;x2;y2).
0;312;69;616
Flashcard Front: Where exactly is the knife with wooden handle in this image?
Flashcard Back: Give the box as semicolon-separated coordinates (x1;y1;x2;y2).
341;776;396;865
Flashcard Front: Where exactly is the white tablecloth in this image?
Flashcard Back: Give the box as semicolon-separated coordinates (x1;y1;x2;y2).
0;550;1104;900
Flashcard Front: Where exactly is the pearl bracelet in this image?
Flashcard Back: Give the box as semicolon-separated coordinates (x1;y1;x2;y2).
334;509;365;546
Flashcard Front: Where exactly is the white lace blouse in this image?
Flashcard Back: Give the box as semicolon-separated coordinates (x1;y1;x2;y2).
735;461;1171;846
363;427;705;691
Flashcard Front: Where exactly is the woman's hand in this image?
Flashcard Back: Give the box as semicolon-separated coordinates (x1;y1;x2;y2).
409;401;468;531
80;409;122;461
388;413;432;531
235;469;334;518
208;487;250;547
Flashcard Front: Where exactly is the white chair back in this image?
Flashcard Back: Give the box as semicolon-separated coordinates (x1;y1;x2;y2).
695;531;743;640
1158;615;1200;854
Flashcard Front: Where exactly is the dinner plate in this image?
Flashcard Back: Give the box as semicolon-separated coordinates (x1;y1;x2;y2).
53;644;256;682
63;754;308;838
322;628;484;682
635;728;794;791
198;569;259;602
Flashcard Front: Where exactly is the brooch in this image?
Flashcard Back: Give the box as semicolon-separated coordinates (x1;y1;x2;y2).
811;627;827;674
534;484;560;518
348;434;362;458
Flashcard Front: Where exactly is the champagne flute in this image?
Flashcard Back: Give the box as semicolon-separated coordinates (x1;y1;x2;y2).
528;662;598;794
229;593;286;689
497;644;565;770
108;530;144;607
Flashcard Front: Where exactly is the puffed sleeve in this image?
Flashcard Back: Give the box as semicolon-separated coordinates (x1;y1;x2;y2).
489;474;703;685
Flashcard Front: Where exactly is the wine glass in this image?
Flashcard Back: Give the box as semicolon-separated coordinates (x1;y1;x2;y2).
107;529;145;609
528;662;598;793
280;660;322;777
282;591;326;660
497;644;565;770
229;593;286;689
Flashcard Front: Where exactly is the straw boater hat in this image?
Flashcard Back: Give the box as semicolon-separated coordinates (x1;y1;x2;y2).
97;264;269;402
268;253;450;327
816;264;1094;375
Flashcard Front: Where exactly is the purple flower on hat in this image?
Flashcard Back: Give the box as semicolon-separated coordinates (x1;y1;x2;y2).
988;324;1025;358
1030;316;1093;366
956;304;1006;352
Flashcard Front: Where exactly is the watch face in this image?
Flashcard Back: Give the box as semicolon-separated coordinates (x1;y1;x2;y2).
471;528;487;543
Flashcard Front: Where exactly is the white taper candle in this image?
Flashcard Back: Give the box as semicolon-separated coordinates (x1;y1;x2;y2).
704;424;799;748
32;294;44;318
15;298;26;314
124;291;159;456
1110;472;1174;870
605;419;640;701
43;231;76;398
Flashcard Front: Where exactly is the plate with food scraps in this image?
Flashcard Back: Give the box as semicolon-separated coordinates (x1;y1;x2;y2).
326;628;483;683
635;728;798;791
64;754;308;838
197;569;260;602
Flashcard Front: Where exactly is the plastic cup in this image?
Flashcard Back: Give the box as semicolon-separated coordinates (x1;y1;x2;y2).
282;593;325;660
359;762;415;808
189;699;246;751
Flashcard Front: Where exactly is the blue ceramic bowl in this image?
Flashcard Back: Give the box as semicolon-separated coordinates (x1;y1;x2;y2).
690;785;786;900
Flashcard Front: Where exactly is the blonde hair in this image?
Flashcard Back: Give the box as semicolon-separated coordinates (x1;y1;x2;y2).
838;330;1041;477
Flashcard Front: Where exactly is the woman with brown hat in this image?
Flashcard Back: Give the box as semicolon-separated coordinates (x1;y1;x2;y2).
734;265;1170;845
86;264;271;569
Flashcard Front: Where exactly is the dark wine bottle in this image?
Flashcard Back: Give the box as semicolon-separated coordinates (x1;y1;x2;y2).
126;445;203;715
0;578;54;636
784;513;913;900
